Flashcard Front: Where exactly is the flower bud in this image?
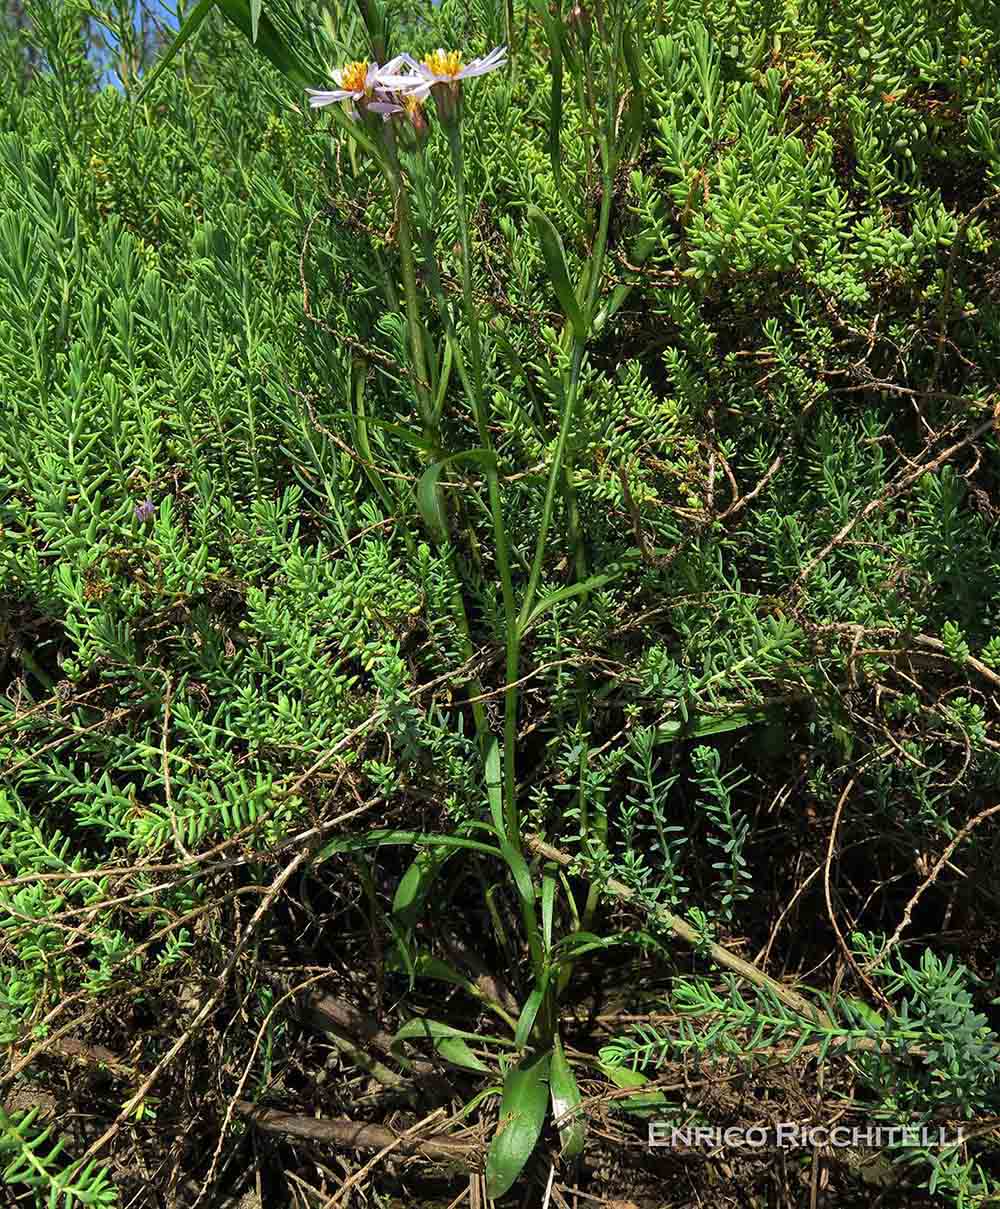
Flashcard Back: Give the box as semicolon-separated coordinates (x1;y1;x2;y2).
404;93;429;142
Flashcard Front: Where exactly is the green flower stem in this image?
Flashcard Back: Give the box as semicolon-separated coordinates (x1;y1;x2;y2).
552;131;620;953
353;368;420;565
351;366;398;517
381;140;436;448
517;101;617;622
443;119;520;847
506;339;586;877
441;115;548;987
574;70;596;200
586;146;617;321
406;172;516;773
511;147;616;872
376;140;494;749
517;342;586;627
569;157;615;943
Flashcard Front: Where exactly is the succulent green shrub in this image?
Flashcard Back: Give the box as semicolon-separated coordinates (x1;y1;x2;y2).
1;0;1000;1202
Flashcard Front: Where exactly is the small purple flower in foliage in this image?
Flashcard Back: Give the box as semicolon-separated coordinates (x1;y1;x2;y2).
307;57;416;120
396;46;507;122
410;46;508;88
135;499;155;522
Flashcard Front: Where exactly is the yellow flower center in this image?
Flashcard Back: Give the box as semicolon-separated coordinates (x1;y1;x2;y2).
340;60;369;93
423;49;463;79
403;93;425;116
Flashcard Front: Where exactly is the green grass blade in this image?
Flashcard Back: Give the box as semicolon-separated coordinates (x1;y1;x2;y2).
318;830;502;861
392;1018;513;1048
486;736;504;836
541;870;556;952
513;984;545;1048
527;206;585;337
597;1062;669;1117
136;0;217;104
523;569;620;631
215;0;313;89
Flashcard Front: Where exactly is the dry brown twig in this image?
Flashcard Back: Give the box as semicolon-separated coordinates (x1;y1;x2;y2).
792;412;996;594
526;834;831;1026
822;776;893;1013
864;799;1000;974
234;1100;479;1166
191;970;354;1208
71;839;326;1170
321;1106;451;1208
930;195;1000;390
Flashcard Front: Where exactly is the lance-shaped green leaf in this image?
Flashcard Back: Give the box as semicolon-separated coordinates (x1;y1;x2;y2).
391;1017;509;1072
593;230;659;332
551;930;611;963
436;1036;492;1073
354;0;389;62
317;829;501;862
393;1017;515;1050
393;846;451;929
654;707;770;743
139;0;313;100
621;20;645;155
393;810;505;926
597;1062;669;1116
386;913;417;992
550;1035;586;1157
416;459;454;545
499;840;540;948
334;411;438;453
522;567;624;631
527;206;586;338
136;0;217;103
541;869;557;952
411;953;482;994
485;736;504;836
485;1050;551;1199
416;449;495;545
215;0;313;87
403;954;518;1030
513;972;551;1049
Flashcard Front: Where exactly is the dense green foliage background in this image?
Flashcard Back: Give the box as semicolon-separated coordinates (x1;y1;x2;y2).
2;0;1000;1203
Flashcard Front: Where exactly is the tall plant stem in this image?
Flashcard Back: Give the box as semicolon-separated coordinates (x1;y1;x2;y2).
577;147;617;933
504;341;587;845
349;365;425;573
378;142;494;747
519;135;616;624
505;142;617;873
445;117;544;980
381;142;436;447
444;120;519;844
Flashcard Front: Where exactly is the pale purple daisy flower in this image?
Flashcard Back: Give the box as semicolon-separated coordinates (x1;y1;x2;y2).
135;499;155;522
306;56;417;118
402;45;507;93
